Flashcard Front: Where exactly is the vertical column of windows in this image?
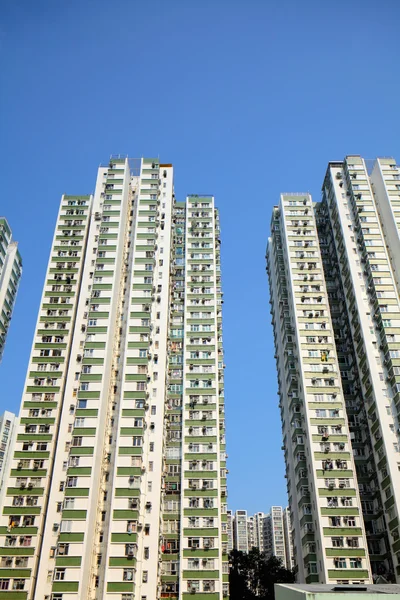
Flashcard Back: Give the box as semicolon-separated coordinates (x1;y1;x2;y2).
179;196;226;598
158;200;185;599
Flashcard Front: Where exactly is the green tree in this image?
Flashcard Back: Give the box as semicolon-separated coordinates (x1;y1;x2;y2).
229;549;295;600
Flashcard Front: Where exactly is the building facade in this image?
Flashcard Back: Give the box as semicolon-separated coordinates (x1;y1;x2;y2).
226;510;234;553
267;187;372;584
267;155;400;585
0;411;18;500
283;506;294;570
0;157;228;600
0;217;22;362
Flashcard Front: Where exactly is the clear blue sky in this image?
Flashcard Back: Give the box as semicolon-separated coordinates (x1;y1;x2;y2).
1;0;400;515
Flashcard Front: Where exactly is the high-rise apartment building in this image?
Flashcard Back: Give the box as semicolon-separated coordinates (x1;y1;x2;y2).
233;510;249;553
264;507;287;567
283;506;294;570
0;217;22;361
267;155;400;585
0;157;228;600
253;512;266;554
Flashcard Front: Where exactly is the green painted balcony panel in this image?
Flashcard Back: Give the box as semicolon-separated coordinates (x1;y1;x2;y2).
182;570;219;579
182;593;219;599
112;510;139;520
118;447;143;456
110;533;138;543
55;556;82;567
183;528;218;537
66;467;92;476
182;549;219;558
326;548;366;557
109;557;138;567
25;388;61;395
183;509;218;517
184;471;217;479
116;467;142;476
7;487;44;496
69;447;94;456
0;593;27;600
321;508;359;516
316;470;353;478
183;490;218;498
323;528;362;536
314;452;351;460
11;469;47;477
75;409;98;417
121;409;145;417
20;417;55;425
327;569;369;579
318;488;356;497
107;582;134;592
62;510;87;519
0;547;35;556
0;569;31;577
64;488;89;497
58;533;85;542
115;488;141;497
3;506;41;515
119;428;144;436
52;581;79;592
71;427;96;436
0;526;37;535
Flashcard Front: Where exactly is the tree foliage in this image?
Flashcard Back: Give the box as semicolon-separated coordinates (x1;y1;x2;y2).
229;548;295;600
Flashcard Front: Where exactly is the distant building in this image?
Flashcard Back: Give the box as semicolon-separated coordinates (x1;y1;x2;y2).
227;509;234;553
265;506;287;566
247;514;256;550
253;511;267;553
231;506;292;566
233;510;249;553
0;217;22;361
283;507;295;570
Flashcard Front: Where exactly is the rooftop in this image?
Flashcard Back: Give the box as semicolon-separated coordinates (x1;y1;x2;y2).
276;583;400;596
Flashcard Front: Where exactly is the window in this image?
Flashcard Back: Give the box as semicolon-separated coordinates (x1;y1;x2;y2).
123;569;134;581
349;558;362;568
334;558;347;568
54;568;66;580
332;537;344;547
13;580;25;590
